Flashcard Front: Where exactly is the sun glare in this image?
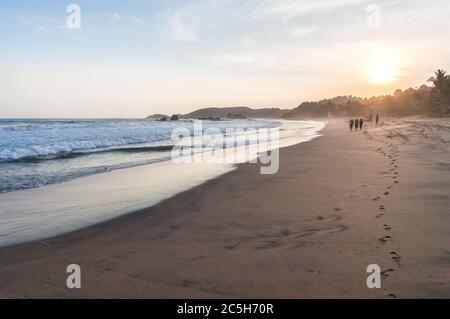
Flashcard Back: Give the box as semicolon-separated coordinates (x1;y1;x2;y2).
369;57;398;85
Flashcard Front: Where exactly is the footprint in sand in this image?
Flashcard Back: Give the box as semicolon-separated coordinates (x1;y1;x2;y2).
287;225;349;249
390;251;402;262
254;219;349;250
376;213;385;218
381;268;395;279
41;240;51;246
379;205;385;210
388;293;398;299
255;240;281;250
384;224;392;231
306;269;322;275
280;229;290;237
379;235;392;243
394;180;399;184
315;215;341;223
334;208;342;212
384;191;390;196
295;226;348;239
372;196;381;201
224;243;240;250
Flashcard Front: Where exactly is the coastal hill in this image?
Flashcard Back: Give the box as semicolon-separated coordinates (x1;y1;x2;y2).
178;85;438;120
184;107;289;119
283;85;435;119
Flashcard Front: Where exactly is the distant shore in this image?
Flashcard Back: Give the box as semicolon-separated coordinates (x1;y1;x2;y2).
0;118;448;298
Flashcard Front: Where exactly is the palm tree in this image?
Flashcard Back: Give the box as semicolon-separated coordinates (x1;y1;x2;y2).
428;69;448;114
445;75;450;114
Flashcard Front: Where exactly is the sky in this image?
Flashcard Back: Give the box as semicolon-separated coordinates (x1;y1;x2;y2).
0;0;450;118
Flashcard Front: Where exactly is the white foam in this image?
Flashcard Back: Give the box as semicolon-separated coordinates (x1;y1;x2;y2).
0;119;278;161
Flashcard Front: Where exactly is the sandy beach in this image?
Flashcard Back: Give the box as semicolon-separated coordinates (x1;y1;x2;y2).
0;118;448;299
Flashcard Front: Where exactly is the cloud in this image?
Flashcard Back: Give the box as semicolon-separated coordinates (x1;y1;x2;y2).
212;53;258;66
211;49;326;72
252;0;369;21
158;0;370;44
104;12;145;26
131;16;145;26
291;26;318;37
18;12;65;32
160;0;241;43
210;40;387;74
167;13;202;42
104;12;124;22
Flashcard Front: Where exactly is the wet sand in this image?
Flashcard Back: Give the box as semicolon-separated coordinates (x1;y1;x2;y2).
0;118;449;298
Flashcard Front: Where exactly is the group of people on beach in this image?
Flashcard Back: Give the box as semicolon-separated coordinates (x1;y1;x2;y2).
349;114;379;132
349;118;364;131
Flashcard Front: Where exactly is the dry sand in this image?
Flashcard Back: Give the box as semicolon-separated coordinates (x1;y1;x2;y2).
0;118;448;298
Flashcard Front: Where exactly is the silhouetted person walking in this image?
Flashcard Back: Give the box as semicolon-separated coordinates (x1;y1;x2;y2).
376;114;380;126
354;118;359;131
349;119;354;131
360;118;364;130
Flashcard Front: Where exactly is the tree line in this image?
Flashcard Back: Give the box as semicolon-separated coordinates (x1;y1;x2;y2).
428;69;450;115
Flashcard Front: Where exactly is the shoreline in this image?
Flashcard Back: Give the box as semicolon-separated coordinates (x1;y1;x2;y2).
0;118;448;298
0;119;325;248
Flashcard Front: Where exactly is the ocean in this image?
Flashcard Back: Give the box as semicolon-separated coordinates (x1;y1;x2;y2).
0;118;282;193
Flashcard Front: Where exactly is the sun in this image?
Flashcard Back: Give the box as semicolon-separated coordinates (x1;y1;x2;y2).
369;57;398;85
